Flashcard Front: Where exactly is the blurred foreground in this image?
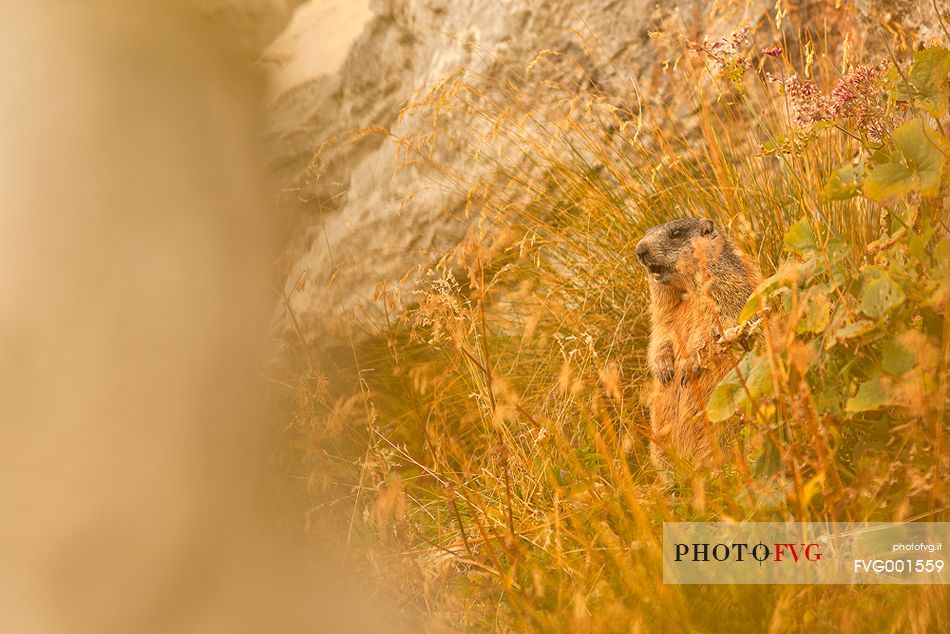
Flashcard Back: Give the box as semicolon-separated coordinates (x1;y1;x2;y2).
0;3;398;632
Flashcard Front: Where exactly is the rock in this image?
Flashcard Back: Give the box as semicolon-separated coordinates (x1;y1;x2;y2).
263;1;374;94
853;0;949;47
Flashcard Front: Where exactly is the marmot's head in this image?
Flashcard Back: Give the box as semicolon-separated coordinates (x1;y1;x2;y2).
635;218;723;287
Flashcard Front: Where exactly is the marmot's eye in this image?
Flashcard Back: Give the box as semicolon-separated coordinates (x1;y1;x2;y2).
670;228;685;239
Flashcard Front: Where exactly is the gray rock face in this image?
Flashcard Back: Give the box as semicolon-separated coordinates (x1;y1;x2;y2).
854;0;949;46
264;0;946;343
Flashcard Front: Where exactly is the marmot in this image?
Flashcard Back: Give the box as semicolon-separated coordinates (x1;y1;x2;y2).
635;218;760;471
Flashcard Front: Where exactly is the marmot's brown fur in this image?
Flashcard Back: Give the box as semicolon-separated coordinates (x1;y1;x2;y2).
635;218;761;471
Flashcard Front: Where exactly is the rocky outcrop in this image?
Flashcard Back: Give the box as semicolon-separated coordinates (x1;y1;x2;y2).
854;0;949;47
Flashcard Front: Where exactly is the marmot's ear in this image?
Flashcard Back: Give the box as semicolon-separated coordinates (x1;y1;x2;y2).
701;219;715;235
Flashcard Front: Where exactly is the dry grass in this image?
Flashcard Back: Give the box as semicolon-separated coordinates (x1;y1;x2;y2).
273;13;950;634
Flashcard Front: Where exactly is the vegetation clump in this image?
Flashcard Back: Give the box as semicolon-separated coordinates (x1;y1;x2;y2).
278;17;950;633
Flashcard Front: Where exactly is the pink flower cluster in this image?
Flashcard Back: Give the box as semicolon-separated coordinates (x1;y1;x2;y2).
829;61;890;141
777;62;890;141
690;26;752;78
781;76;828;127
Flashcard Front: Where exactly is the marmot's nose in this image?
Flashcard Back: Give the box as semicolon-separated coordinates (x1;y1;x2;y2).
635;240;651;265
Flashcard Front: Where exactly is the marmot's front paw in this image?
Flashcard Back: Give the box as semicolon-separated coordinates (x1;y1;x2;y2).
657;365;675;385
678;353;704;386
653;344;676;385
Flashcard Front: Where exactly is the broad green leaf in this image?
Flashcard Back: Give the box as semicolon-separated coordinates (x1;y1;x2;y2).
860;268;905;318
796;288;831;334
864;118;948;202
707;380;743;424
907;218;936;258
738;257;818;322
738;293;762;324
891;46;950;117
936;239;950;276
845;377;892;413
882;337;916;375
784;218;817;255
863;162;914;201
829;319;876;347
706;350;772;423
928;277;949;311
893;120;949;194
869;148;891;164
745;353;774;405
825;239;850;263
821;161;864;201
926;241;950;309
821;239;851;285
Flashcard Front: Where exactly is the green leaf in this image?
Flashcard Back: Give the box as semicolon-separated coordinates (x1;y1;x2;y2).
845;377;892;413
738;257;818;322
891;46;950;117
707;381;743;424
738;293;762;324
859;268;905;318
796;288;832;334
863;162;914;201
784;218;817;255
821;161;864;201
926;240;950;309
828;319;876;348
907;218;936;258
706;350;773;423
927;277;949;311
882;337;916;375
825;239;850;263
826;239;851;285
864;118;948;203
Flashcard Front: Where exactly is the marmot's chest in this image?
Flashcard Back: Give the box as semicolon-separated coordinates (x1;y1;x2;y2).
659;292;720;353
